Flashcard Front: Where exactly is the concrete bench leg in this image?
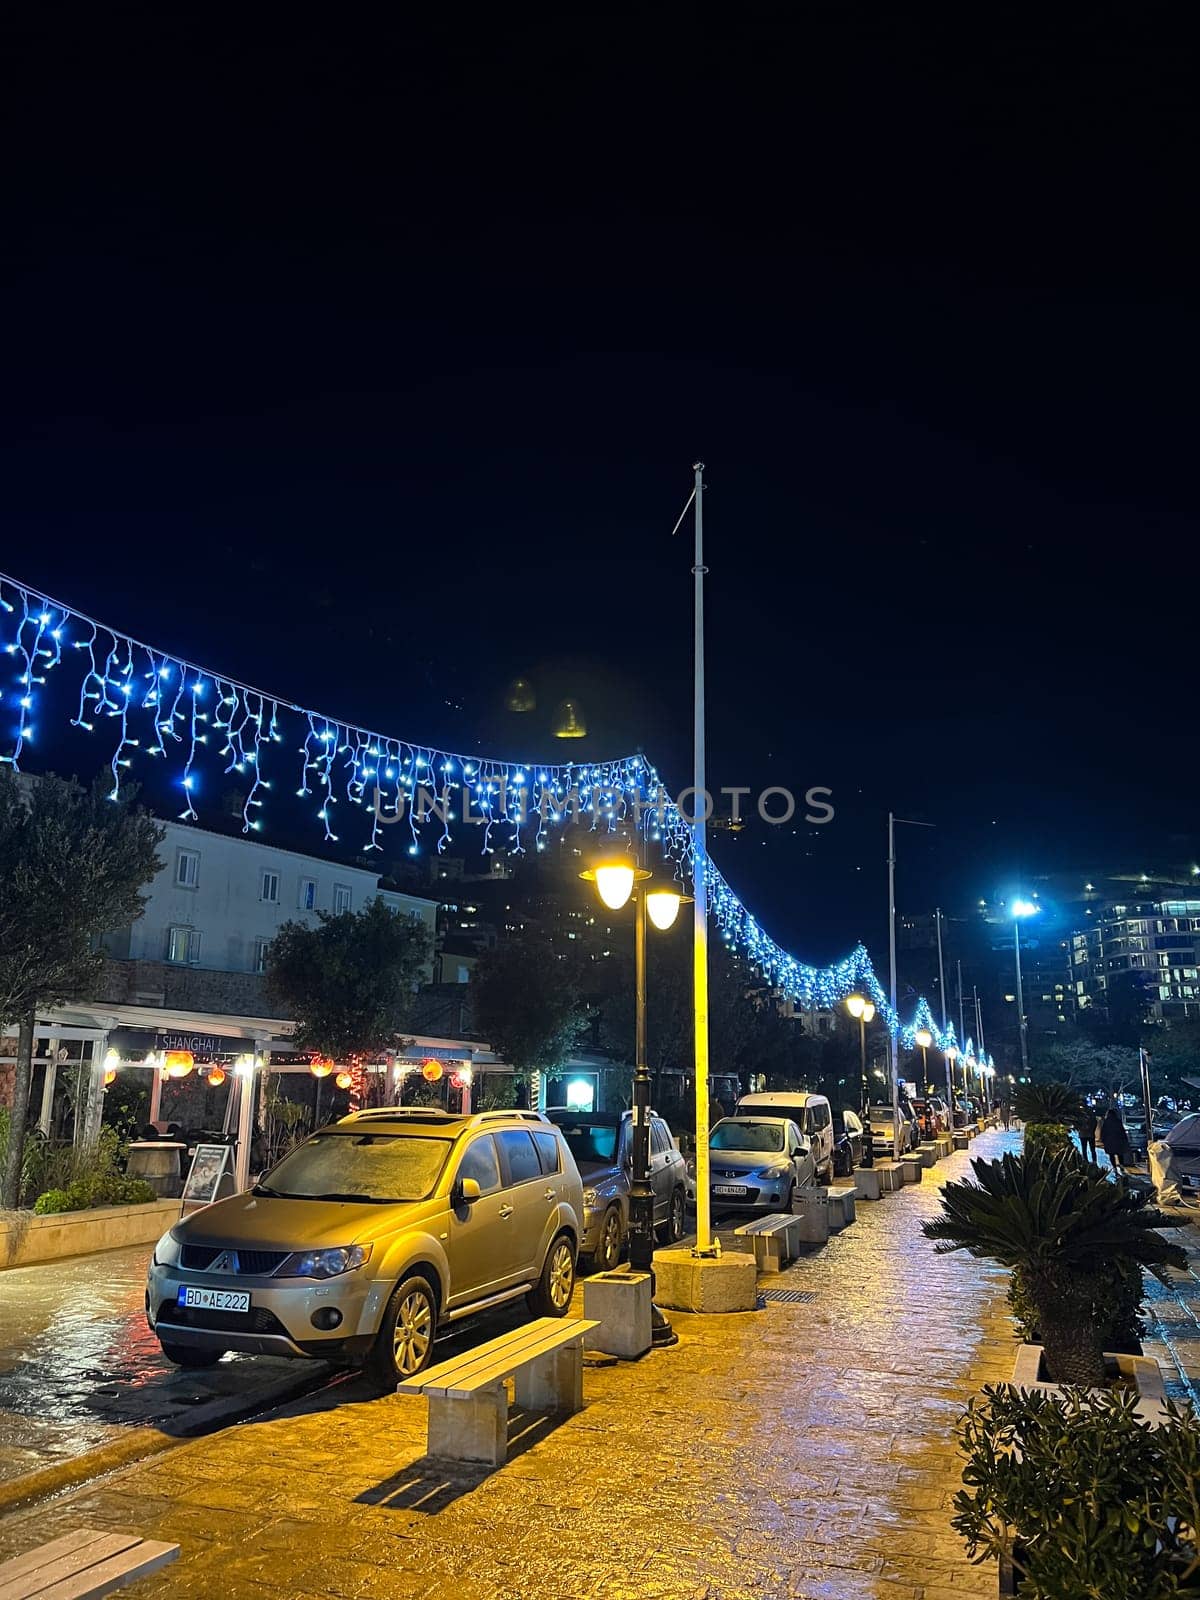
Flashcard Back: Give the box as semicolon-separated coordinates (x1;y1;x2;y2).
854;1168;883;1200
428;1382;508;1465
514;1342;583;1414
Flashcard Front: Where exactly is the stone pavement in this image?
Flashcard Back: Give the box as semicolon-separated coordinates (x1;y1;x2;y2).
0;1127;1193;1600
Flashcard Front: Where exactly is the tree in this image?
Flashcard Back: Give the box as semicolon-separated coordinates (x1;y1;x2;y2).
0;771;163;1208
264;896;431;1060
472;929;586;1079
1034;1034;1140;1099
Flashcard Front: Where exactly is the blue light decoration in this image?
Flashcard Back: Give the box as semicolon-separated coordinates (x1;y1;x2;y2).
0;571;950;1039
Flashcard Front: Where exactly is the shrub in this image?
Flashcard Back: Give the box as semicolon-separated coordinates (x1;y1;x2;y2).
1012;1081;1082;1126
924;1150;1186;1385
955;1384;1200;1600
1007;1256;1146;1353
33;1188;74;1215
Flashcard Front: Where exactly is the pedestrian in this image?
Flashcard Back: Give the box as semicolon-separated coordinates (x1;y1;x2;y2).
1100;1105;1133;1174
1000;1097;1011;1131
1074;1103;1098;1164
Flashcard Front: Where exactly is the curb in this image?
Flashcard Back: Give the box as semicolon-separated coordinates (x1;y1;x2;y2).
0;1363;338;1516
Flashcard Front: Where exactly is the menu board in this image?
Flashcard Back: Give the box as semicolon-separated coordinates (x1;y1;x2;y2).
180;1143;233;1210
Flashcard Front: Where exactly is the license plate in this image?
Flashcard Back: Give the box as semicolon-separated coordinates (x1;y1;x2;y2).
177;1285;250;1313
713;1184;748;1197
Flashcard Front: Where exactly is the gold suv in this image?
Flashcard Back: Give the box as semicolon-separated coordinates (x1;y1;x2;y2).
146;1108;584;1387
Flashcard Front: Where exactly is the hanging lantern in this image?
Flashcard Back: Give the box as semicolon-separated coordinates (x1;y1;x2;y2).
551;698;587;739
164;1050;194;1079
422;1058;444;1083
103;1067;117;1087
206;1066;227;1087
504;676;536;713
335;1070;353;1090
310;1057;334;1079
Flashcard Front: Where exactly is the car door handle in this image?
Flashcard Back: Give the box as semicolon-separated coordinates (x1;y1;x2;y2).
544;1188;557;1201
498;1204;514;1219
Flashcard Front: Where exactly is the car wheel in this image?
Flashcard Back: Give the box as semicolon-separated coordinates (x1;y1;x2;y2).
159;1341;224;1368
365;1273;437;1390
783;1181;796;1213
659;1187;686;1243
593;1206;623;1272
527;1232;576;1318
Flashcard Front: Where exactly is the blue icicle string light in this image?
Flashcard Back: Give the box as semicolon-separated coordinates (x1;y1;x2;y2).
1;572;953;1040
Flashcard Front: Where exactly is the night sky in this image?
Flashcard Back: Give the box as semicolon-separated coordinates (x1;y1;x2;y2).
4;10;1197;962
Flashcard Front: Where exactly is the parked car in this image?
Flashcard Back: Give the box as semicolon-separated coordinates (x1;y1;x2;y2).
912;1096;950;1139
832;1106;865;1175
146;1107;584;1388
687;1116;815;1214
865;1100;921;1157
734;1091;838;1183
547;1109;688;1271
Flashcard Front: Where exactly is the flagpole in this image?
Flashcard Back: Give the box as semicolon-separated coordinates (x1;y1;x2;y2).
690;462;715;1256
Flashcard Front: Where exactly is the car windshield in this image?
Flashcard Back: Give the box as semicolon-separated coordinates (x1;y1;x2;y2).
556;1121;620;1166
710;1121;784;1153
258;1133;452;1203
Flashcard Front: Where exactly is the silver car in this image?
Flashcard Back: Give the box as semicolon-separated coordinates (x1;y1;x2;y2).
548;1109;689;1271
688;1116;815;1214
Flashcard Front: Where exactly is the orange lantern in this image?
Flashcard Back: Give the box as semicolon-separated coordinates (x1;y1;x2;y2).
206;1066;227;1087
164;1050;194;1079
335;1070;353;1090
310;1057;334;1079
103;1067;117;1087
422;1058;443;1083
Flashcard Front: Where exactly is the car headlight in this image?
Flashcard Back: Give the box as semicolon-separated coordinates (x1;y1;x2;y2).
582;1188;598;1208
685;1157;696;1176
152;1228;182;1268
277;1245;372;1279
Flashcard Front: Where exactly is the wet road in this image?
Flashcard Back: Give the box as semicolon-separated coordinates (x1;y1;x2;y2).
0;1243;318;1484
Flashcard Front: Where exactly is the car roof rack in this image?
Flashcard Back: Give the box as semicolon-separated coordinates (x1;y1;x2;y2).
472;1109;550;1126
345;1107;467;1122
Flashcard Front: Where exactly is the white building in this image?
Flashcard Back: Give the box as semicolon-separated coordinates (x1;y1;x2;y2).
102;818;437;981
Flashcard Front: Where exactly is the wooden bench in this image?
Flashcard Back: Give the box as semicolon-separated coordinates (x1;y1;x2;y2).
396;1316;599;1466
0;1530;178;1600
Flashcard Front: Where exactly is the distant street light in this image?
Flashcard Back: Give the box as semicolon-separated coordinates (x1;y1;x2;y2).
1010;899;1040;1076
914;1026;933;1095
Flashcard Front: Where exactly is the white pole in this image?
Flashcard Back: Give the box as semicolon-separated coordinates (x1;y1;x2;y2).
234;1058;257;1191
38;1037;59;1136
936;908;953;1118
691;462;714;1256
888;812;901;1160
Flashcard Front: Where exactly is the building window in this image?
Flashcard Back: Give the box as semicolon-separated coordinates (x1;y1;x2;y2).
252;938;269;974
167;926;202;964
299;878;317;911
333;884;351;914
260;870;280;904
175;849;200;888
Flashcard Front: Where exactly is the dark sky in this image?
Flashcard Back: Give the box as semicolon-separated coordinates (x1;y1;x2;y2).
3;8;1197;961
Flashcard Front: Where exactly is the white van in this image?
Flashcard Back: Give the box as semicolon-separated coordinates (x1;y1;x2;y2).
734;1091;836;1184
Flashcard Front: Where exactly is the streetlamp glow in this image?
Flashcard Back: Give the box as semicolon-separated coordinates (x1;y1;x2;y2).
914;1028;933;1050
861;1001;876;1023
1011;899;1039;919
594;864;636;910
645;889;684;931
846;993;866;1019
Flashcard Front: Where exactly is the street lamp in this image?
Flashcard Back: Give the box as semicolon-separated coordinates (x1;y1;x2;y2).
1010;899;1039;1077
914;1027;933;1096
946;1042;959;1127
845;994;876;1107
582;854;687;1345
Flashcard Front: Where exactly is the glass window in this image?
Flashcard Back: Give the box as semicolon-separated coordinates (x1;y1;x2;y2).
555;1120;619;1166
809;1102;831;1130
533;1132;561;1175
263;1132;451;1202
299;878;317;911
650;1119;672;1155
252;938;269;974
710;1120;784;1153
497;1129;541;1185
260;870;280;904
167;926;201;964
457;1135;501;1196
333;884;352;915
176;849;199;887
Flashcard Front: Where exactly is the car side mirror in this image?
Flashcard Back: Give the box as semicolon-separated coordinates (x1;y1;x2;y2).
457;1177;482;1204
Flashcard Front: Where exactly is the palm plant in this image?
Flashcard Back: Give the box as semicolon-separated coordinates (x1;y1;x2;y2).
924;1150;1186;1386
1012;1080;1082;1160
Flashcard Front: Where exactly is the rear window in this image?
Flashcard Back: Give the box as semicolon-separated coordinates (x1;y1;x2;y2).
533;1131;561;1175
497;1129;541;1185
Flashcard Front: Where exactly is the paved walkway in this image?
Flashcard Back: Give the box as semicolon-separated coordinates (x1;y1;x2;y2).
0;1128;1194;1600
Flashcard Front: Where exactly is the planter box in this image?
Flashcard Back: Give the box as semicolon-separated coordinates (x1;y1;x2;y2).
0;1198;180;1270
1010;1342;1169;1425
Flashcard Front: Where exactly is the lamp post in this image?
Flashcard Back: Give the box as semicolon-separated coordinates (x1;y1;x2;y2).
1010;899;1039;1077
914;1027;933;1096
582;855;686;1343
845;994;876;1110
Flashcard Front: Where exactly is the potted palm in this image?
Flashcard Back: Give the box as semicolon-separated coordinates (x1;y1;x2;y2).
1010;1080;1081;1159
923;1150;1185;1392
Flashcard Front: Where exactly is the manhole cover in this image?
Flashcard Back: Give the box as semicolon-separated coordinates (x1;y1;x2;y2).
759;1289;816;1305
